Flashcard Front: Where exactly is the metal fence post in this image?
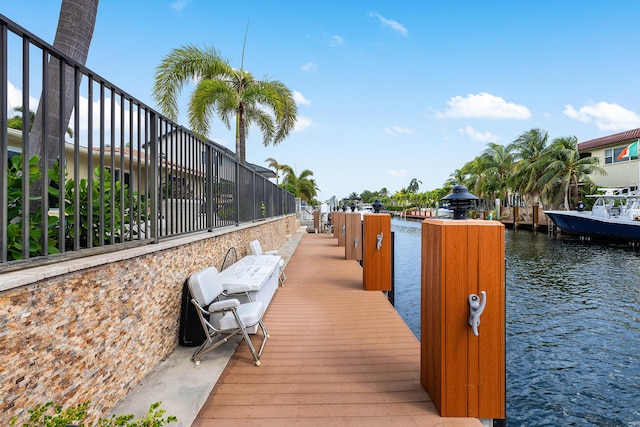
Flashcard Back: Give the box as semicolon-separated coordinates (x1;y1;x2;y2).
149;111;159;243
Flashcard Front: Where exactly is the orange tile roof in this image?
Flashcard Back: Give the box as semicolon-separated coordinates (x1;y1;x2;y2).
578;128;640;151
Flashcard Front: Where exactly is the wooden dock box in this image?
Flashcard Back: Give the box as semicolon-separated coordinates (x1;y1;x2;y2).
421;219;505;419
362;214;391;291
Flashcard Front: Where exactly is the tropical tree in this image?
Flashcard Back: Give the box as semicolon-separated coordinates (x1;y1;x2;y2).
9;107;73;137
477;142;514;204
459;158;484;196
359;190;376;203
281;166;318;203
407;178;421;193
429;187;450;206
509;128;549;207
538;136;606;209
8;107;35;132
153;44;298;164
264;157;286;185
391;189;411;207
444;168;469;189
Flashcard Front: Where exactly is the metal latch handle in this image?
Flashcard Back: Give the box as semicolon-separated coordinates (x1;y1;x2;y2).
468;291;486;337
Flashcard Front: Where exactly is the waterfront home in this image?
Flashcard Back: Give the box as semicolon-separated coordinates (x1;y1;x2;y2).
578;127;640;190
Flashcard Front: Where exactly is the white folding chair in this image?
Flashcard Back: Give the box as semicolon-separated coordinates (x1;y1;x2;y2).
188;266;269;366
249;240;287;285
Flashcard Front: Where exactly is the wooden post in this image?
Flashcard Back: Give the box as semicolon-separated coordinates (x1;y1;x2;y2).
345;213;363;260
362;214;392;291
532;204;539;232
313;210;320;232
421;219;505;419
328;211;334;234
333;212;346;246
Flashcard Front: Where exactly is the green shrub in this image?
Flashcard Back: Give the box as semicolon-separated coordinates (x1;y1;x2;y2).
10;401;177;427
6;154;60;260
6;154;147;260
52;164;147;248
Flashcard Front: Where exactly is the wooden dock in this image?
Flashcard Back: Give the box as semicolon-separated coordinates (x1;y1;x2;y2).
192;232;480;426
500;220;551;233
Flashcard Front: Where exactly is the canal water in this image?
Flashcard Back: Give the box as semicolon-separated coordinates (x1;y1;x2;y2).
391;218;640;426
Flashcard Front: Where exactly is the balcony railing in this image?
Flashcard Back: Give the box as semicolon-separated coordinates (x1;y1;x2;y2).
0;14;295;271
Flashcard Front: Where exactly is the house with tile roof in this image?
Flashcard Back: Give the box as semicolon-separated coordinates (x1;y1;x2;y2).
578;128;640;190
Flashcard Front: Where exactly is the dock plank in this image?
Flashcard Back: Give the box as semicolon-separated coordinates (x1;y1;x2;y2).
193;232;481;426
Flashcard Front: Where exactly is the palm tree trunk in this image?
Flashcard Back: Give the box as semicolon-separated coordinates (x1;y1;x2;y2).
236;105;246;163
29;0;99;198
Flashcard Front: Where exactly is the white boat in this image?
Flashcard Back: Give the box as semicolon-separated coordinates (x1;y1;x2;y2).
544;187;640;243
360;203;374;213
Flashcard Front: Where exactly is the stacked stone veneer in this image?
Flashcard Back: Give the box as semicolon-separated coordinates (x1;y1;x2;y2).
0;215;297;425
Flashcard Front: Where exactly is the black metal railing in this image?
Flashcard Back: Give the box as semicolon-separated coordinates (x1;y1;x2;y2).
0;14;295;271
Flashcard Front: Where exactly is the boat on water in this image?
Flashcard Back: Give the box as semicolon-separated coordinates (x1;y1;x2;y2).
544;187;640;243
360;203;374;213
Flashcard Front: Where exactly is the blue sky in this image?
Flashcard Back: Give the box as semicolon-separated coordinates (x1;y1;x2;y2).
2;1;640;202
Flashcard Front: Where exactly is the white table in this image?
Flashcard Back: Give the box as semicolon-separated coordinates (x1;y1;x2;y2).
218;255;281;330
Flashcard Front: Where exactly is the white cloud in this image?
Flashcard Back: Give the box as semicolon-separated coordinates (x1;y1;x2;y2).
436;92;531;120
9;79;139;145
293;90;311;105
388;169;407;179
170;0;191;11
369;12;408;36
563;101;640;131
330;35;344;46
293;115;315;132
7;80;39;113
300;61;317;72
384;126;413;135
460;126;501;142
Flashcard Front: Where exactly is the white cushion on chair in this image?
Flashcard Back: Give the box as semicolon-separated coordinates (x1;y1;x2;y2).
208;299;239;312
249;239;280;257
218;300;265;331
189;267;224;306
249;240;262;256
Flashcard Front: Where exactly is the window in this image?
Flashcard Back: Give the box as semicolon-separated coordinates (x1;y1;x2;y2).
605;147;638;164
106;167;131;186
605;149;613;164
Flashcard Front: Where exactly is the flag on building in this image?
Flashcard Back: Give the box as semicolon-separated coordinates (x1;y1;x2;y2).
616;140;639;160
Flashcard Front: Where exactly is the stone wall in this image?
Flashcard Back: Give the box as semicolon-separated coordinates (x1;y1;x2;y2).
0;215;297;425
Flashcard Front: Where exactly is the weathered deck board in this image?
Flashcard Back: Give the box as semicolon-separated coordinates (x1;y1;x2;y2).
193;232;481;427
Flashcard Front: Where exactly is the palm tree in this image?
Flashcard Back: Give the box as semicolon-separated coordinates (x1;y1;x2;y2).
153;44;298;164
539;136;605;209
281;166;319;203
459;158;484;196
264;157;286;185
478;142;514;204
509;128;549;207
444;168;469;190
407;178;422;193
28;0;98;197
